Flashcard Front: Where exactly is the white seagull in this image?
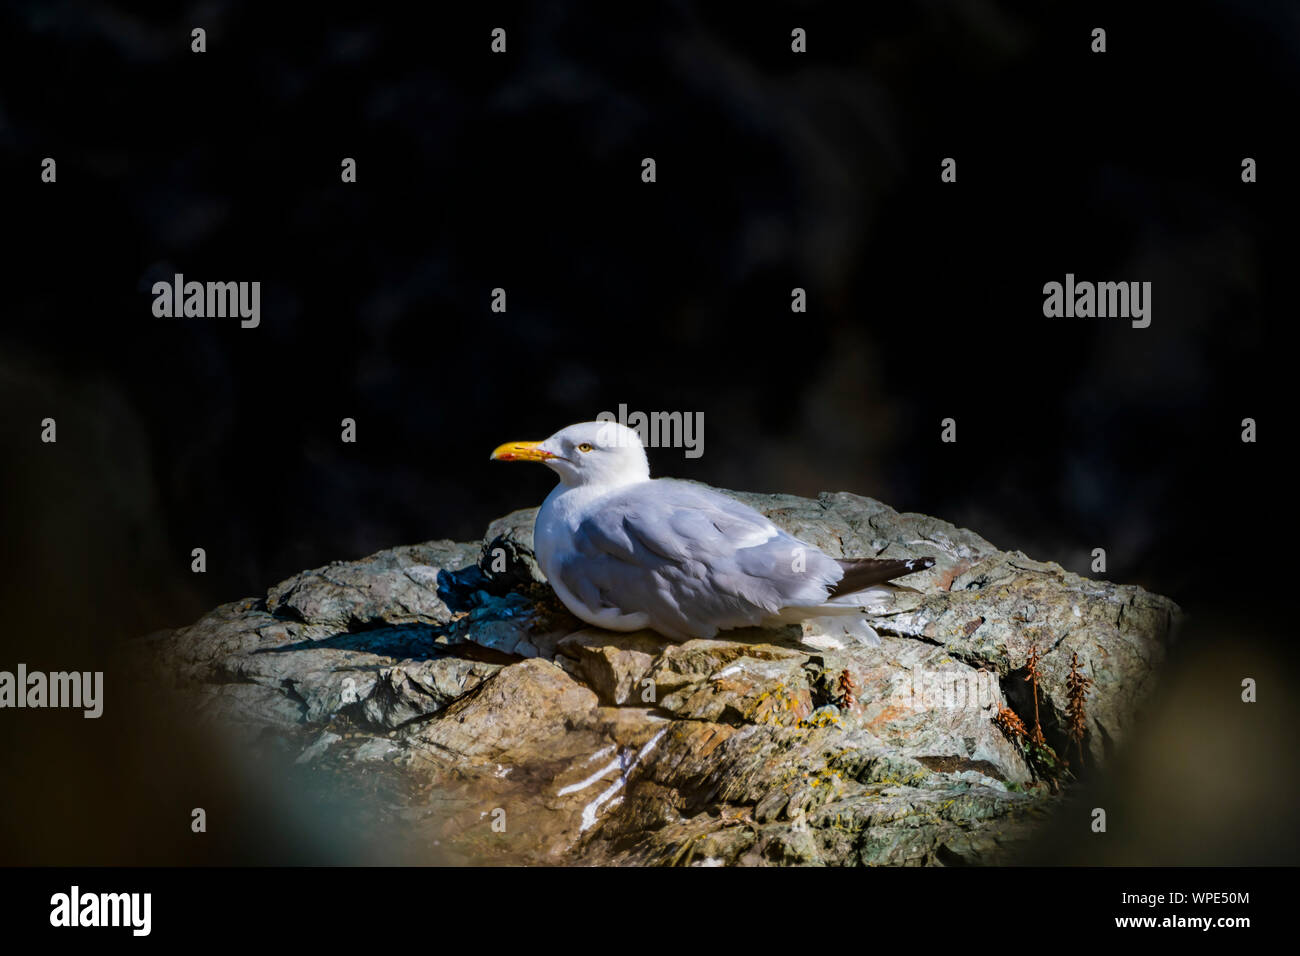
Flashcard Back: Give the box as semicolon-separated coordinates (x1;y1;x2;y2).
490;421;933;641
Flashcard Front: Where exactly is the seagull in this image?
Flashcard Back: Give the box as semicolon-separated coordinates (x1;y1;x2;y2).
490;421;933;641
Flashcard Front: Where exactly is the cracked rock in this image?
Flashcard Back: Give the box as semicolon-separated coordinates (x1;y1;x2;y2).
139;485;1179;865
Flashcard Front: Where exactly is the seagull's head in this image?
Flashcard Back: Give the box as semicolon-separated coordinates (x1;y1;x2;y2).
491;421;651;489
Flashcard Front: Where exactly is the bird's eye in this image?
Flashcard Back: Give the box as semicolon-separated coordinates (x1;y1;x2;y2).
577;442;593;453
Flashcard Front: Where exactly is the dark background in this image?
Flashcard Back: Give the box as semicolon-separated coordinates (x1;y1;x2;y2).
0;1;1294;865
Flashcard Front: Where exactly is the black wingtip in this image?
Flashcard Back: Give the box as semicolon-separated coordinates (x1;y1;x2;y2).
829;555;936;598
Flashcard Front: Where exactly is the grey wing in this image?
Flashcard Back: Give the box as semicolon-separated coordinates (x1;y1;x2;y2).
556;481;843;639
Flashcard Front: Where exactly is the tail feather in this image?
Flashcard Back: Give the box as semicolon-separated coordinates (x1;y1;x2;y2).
828;556;935;599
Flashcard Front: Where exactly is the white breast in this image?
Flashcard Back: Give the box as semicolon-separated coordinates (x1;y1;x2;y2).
534;485;652;632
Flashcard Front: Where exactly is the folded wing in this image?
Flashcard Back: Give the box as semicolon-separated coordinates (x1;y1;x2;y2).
556;480;844;639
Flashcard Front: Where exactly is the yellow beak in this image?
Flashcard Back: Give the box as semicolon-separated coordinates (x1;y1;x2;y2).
490;440;556;463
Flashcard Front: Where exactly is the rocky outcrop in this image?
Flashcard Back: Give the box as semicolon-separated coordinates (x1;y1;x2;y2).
138;486;1180;865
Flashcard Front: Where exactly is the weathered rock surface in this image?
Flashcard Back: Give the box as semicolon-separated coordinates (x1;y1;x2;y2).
138;487;1180;865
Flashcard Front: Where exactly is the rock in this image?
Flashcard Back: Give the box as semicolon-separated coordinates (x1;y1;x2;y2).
267;540;479;629
556;629;663;705
139;486;1180;865
295;731;342;764
360;658;503;729
648;640;816;726
411;658;599;760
